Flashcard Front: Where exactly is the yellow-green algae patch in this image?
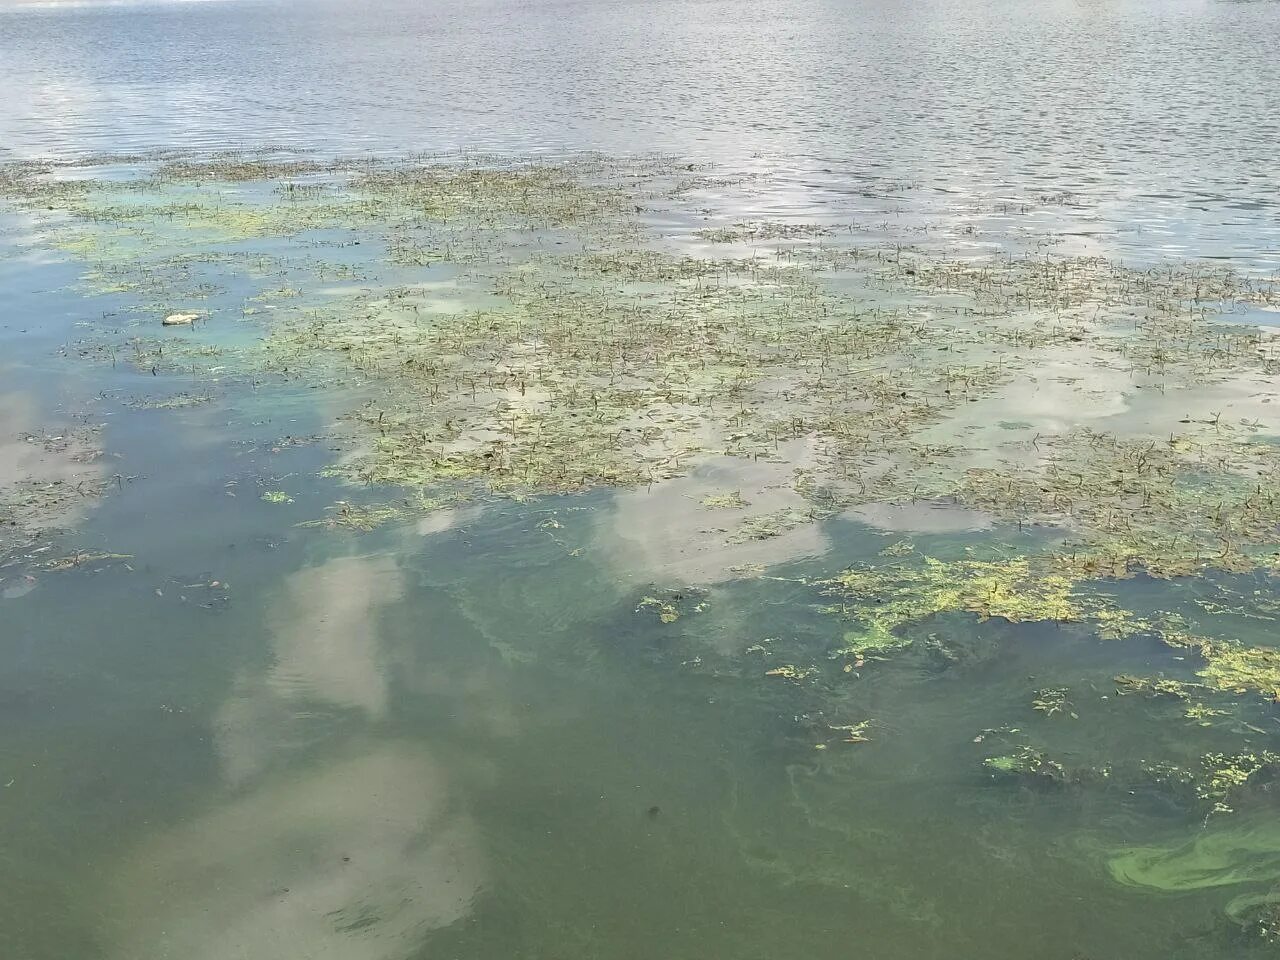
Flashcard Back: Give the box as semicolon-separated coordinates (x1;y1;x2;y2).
827;554;1147;655
1110;809;1280;892
1198;643;1280;700
1159;631;1280;701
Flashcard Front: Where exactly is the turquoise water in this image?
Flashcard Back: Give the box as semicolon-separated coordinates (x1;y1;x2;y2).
3;2;1280;958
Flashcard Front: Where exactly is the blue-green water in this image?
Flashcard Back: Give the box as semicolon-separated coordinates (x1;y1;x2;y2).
3;2;1280;958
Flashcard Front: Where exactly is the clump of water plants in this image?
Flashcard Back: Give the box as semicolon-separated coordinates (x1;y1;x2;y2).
0;420;108;567
39;551;132;572
983;746;1069;784
764;664;818;682
1158;632;1280;703
295;494;469;531
635;588;707;624
1114;674;1203;700
1224;891;1280;946
1031;687;1076;718
827;555;1109;655
728;508;812;543
1113;673;1234;726
700;490;749;509
1197;642;1280;702
1132;751;1280;817
827;720;873;744
637;595;682;624
1199;752;1280;815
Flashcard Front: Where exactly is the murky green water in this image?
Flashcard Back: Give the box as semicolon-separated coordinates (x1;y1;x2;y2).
4;1;1280;958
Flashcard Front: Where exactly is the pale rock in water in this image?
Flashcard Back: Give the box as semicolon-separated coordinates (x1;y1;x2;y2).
162;312;202;326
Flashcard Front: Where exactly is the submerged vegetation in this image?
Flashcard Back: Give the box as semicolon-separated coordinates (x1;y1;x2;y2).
0;414;107;571
5;151;1280;946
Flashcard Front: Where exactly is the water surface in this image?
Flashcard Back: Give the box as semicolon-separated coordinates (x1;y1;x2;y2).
2;1;1280;958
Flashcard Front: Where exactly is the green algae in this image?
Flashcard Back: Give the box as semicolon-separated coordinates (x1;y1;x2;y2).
1159;632;1280;702
827;555;1103;655
1109;815;1280;892
983;747;1068;783
1198;642;1280;701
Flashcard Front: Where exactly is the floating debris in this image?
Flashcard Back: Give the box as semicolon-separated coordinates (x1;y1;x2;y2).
983;746;1070;784
764;664;817;681
637;595;681;624
0;402;108;566
41;551;132;572
1161;632;1280;702
700;491;749;509
828;721;873;744
1031;687;1075;718
296;495;469;532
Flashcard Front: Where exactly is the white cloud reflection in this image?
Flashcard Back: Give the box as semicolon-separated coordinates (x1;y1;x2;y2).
103;745;484;960
108;551;486;960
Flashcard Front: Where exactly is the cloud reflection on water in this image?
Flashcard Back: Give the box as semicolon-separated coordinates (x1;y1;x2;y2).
110;549;486;960
105;745;484;960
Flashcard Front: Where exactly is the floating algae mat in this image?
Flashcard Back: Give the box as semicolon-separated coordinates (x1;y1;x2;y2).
6;153;1280;958
1108;815;1280;943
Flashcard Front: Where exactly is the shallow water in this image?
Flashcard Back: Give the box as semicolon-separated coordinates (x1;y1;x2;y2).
3;1;1280;958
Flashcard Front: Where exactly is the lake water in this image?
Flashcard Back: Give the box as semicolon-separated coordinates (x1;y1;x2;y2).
3;1;1280;958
